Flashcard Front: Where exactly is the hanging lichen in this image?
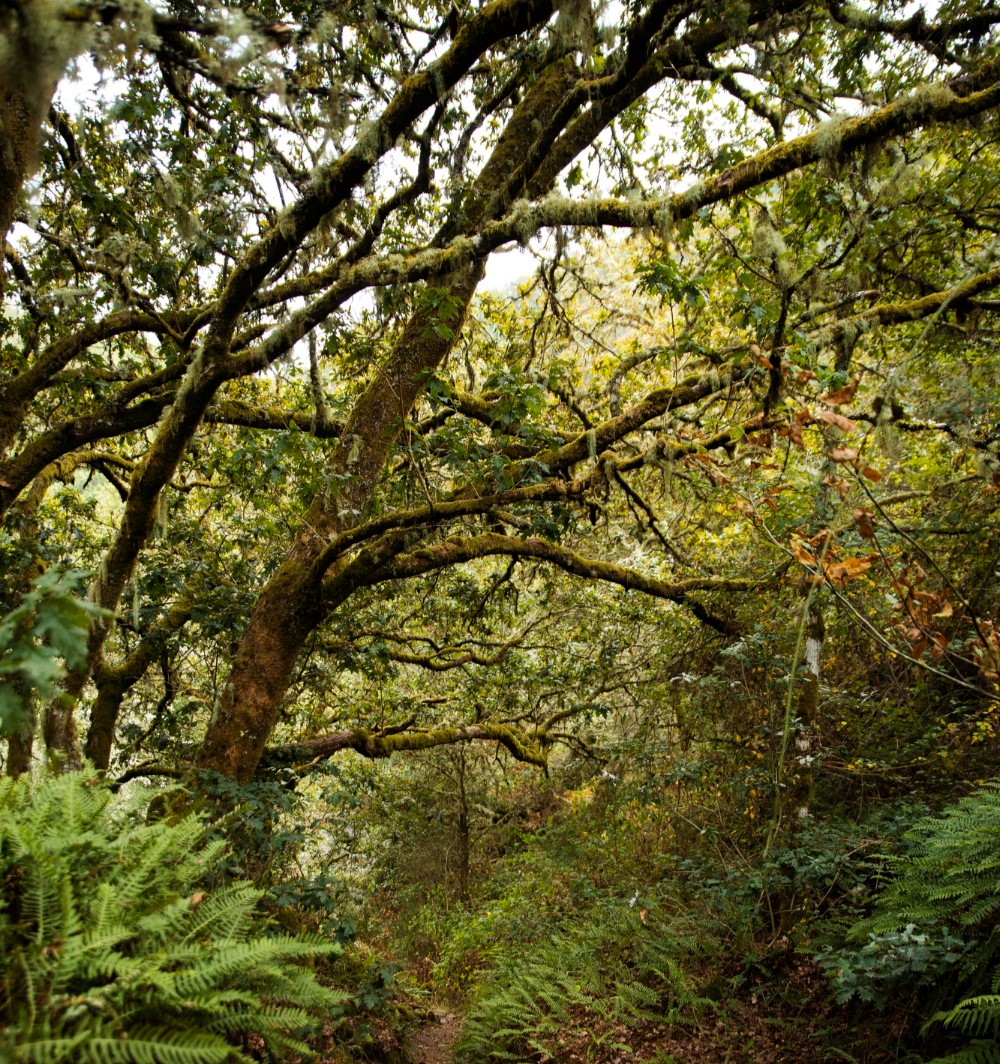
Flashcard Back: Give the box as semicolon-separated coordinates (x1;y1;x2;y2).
751;210;793;288
551;0;594;56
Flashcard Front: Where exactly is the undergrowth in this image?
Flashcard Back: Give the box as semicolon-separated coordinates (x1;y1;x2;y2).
0;770;348;1063
454;897;715;1062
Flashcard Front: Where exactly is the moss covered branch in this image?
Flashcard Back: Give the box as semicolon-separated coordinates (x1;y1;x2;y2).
469;60;1000;249
372;532;765;612
262;722;549;773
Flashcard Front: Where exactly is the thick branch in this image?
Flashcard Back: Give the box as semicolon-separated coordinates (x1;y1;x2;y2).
263;722;549;772
373;531;763;618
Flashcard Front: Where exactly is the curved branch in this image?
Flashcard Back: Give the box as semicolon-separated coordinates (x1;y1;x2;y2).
262;722;549;773
371;531;767;632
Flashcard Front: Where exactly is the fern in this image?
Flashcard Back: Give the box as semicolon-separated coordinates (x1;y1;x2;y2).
0;770;348;1063
854;784;1000;984
840;783;1000;1063
927;1043;1000;1064
455;900;709;1061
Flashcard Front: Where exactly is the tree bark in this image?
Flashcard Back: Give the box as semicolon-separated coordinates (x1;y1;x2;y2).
196;58;583;783
0;4;87;292
195;261;485;782
5;691;34;778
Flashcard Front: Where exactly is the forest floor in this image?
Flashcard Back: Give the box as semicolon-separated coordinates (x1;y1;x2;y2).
404;1010;463;1064
383;953;910;1064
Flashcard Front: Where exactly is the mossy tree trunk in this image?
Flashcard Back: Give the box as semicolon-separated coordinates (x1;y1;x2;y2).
194;58;587;783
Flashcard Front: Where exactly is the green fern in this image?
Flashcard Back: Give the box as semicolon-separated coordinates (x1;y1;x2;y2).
844;782;1000;1063
927;1042;1000;1064
854;784;1000;984
454;901;709;1062
0;770;348;1063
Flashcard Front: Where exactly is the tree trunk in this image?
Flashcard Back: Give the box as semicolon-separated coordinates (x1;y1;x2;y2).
453;750;472;904
0;6;80;292
195;262;484;782
790;599;824;821
84;671;128;772
6;693;34;778
196;59;582;783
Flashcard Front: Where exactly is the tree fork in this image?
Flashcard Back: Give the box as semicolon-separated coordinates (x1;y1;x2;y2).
194;58;587;783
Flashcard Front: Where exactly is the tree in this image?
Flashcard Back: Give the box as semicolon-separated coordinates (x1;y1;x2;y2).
2;0;1000;783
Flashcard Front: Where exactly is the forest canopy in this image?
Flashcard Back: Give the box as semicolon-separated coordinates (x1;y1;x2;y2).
2;0;1000;802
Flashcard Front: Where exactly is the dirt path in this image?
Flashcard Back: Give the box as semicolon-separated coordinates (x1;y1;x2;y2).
406;1010;463;1064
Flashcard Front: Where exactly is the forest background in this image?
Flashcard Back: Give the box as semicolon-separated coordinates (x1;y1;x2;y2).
3;0;1000;1059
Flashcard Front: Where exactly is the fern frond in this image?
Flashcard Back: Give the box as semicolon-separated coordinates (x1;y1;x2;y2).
0;771;345;1064
927;1042;1000;1064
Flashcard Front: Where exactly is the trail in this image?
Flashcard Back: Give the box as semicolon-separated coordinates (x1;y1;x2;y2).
406;1009;462;1064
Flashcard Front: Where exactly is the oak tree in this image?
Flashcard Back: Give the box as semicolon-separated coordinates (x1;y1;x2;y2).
2;0;1000;784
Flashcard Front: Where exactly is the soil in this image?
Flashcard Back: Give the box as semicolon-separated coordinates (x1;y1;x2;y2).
405;1010;463;1064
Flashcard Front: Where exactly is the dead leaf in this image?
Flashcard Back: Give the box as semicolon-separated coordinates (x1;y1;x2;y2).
747;430;773;450
808;528;835;550
750;343;770;368
821;375;860;406
826;555;873;588
790;538;817;567
930;632;949;659
823;474;850;500
815;409;857;432
829;447;859;463
778;423;805;449
190;892;206;909
852;509;875;539
862;466;883;482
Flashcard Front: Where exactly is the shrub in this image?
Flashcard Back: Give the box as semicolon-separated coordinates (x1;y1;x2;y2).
829;782;1000;1062
0;568;108;741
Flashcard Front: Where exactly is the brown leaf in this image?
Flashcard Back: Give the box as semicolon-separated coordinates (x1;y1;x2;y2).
190;892;206;909
777;423;805;449
750;343;770;368
852;509;875;539
815;409;857;432
826;554;873;588
821;375;860;406
823;474;850;500
829;447;859;463
808;528;835;550
862;466;883;482
747;430;773;450
796;369;818;384
790;538;817;567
